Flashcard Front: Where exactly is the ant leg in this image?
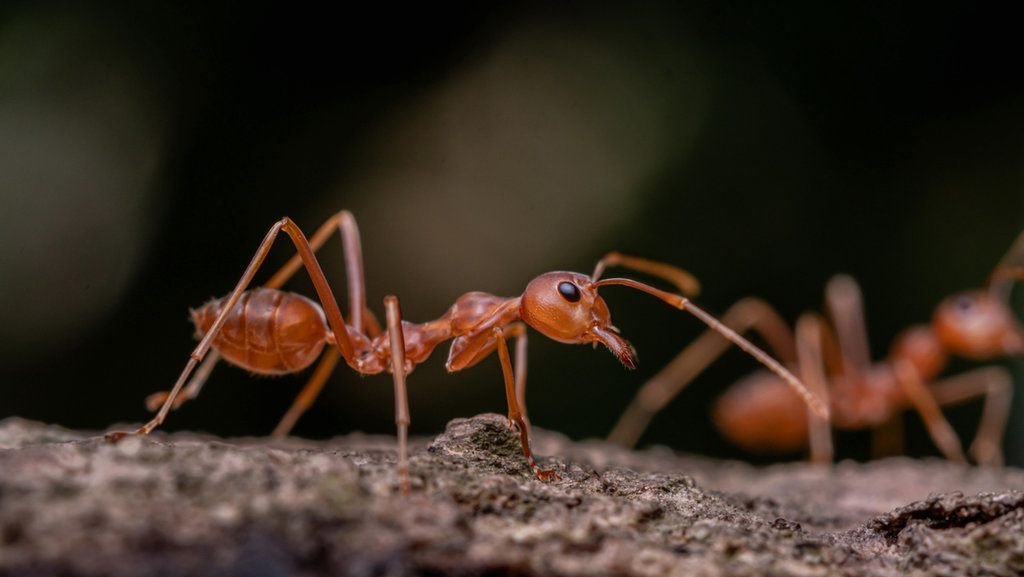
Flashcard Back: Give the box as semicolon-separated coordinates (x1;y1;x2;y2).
384;296;412;494
265;212;372;434
928;366;1012;466
892;359;966;463
144;350;222;412
447;322;530;427
794;313;833;463
514;331;530;433
825;275;872;384
264;212;373;433
591;252;701;297
363;307;383;338
594;276;828;421
494;325;558;481
272;347;343;438
607;297;795;448
266;210;368;332
871;415;905;460
137;211;370;421
988;230;1024;299
107;217;358;441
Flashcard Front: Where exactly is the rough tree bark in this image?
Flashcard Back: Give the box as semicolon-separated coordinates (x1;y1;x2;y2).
0;415;1021;576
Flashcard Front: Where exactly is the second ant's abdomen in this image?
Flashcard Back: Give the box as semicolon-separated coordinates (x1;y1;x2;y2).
713;372;810;454
191;288;328;375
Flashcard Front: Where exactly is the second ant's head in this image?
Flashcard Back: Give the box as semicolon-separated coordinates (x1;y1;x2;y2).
932;289;1024;359
520;272;638;369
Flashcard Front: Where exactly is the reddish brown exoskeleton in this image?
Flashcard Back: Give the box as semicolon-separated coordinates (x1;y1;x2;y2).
608;232;1024;465
106;211;828;491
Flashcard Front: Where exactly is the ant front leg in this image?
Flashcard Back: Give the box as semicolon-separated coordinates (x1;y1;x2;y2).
493;325;559;481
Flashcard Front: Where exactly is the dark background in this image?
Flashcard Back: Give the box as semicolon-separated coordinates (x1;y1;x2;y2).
1;2;1022;465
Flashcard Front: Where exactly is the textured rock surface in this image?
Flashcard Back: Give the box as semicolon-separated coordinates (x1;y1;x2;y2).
1;414;1022;576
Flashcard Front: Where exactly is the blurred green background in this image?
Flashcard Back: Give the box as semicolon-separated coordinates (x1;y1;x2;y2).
1;2;1022;465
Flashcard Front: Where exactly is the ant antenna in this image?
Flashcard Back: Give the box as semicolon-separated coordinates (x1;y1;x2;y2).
594;277;830;420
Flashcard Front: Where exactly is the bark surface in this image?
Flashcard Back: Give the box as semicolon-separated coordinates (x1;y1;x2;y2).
1;415;1022;576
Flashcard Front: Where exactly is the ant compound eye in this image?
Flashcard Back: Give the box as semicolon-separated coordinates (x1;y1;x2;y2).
953;295;976;315
558;281;581;303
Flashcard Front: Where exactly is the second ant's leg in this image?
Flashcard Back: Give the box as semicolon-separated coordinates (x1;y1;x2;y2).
988;229;1024;300
892;359;966;463
494;326;558;481
272;347;343;438
794;313;833;463
929;366;1013;466
607;298;795;448
384;296;412;494
871;415;905;460
825;275;872;384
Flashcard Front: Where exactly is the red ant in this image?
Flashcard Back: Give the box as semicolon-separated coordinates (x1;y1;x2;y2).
608;232;1024;465
106;211;828;491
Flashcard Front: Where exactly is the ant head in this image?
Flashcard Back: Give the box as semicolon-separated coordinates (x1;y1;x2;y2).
519;271;638;369
932;289;1024;359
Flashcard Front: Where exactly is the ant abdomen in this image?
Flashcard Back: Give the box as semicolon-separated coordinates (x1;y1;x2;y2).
191;288;329;375
712;371;810;454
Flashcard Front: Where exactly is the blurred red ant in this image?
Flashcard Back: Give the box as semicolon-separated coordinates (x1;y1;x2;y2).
105;211;828;491
608;231;1024;465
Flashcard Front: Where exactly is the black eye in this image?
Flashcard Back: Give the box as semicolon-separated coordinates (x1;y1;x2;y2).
558;281;581;303
954;295;976;314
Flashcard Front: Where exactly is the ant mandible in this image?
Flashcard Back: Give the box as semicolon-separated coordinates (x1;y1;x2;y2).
106;211;828;491
608;231;1024;465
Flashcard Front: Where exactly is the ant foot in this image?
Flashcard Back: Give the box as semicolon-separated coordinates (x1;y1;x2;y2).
505;414;521;433
969;442;1004;467
104;428;150;443
533;467;561;482
104;431;134;443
